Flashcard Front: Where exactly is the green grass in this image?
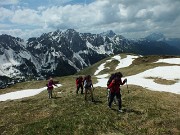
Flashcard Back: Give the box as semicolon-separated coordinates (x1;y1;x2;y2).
0;80;180;135
0;54;180;135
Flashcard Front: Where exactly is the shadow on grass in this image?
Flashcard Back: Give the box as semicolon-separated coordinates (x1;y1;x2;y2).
123;108;143;115
93;100;103;104
52;97;62;99
111;108;118;112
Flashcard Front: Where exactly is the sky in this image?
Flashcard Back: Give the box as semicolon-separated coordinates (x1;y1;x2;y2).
0;0;180;39
0;55;179;101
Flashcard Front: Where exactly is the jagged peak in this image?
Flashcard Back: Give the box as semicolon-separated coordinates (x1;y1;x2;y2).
100;30;116;38
64;29;78;34
114;34;125;39
0;34;24;43
0;34;16;39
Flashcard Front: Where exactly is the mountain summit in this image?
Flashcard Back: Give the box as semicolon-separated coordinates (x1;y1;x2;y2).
100;30;116;38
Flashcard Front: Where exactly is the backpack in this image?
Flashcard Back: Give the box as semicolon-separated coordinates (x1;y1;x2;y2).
84;79;92;88
76;77;79;82
83;75;92;88
107;73;116;87
107;72;123;86
84;80;88;88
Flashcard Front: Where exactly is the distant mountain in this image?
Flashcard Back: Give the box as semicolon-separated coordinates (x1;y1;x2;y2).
0;30;180;88
145;33;166;41
0;34;40;77
144;33;180;49
26;29;109;77
164;38;180;50
131;40;180;55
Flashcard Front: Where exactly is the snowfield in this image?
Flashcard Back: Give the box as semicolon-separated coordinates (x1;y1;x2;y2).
0;55;180;101
0;84;61;101
154;58;180;64
127;66;180;94
94;55;180;94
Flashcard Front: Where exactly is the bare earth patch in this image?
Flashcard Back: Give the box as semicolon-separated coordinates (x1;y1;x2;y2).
146;77;177;85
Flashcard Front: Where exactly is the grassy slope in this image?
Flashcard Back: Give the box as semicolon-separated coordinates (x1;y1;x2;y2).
0;54;180;135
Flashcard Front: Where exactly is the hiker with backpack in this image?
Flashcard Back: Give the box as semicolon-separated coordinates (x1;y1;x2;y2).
84;75;94;102
76;76;84;94
108;72;127;112
47;77;57;99
107;73;117;104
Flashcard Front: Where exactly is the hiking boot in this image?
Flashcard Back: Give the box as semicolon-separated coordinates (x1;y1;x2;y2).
118;109;123;113
108;105;111;109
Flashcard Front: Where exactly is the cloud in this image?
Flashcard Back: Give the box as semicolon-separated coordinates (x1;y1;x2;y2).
0;0;180;39
11;8;42;25
0;28;53;39
0;7;14;21
0;24;12;29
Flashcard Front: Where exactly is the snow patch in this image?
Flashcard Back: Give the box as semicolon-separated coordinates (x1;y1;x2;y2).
0;84;62;101
127;66;180;94
94;63;106;75
154;58;180;64
115;55;138;70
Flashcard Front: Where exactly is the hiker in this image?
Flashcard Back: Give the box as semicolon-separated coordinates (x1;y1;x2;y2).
107;73;117;104
76;76;84;94
108;72;127;112
84;75;94;102
47;77;57;99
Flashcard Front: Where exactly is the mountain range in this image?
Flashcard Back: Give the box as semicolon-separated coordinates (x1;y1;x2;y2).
0;29;180;88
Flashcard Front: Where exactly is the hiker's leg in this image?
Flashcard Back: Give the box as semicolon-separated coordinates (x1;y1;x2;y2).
108;92;115;108
85;88;88;100
90;88;94;101
116;93;122;110
48;90;50;98
107;89;109;98
80;85;83;94
48;89;52;98
76;85;79;94
50;90;53;98
114;96;117;104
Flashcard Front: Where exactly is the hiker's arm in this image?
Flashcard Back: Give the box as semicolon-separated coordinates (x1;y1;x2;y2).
120;78;127;85
91;80;94;88
122;78;127;85
54;83;57;86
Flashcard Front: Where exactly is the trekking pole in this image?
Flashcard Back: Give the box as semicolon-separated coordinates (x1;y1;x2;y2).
126;80;129;93
53;90;57;98
54;85;59;97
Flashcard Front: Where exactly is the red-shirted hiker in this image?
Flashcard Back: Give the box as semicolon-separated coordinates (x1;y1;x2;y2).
76;76;84;94
108;72;127;112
